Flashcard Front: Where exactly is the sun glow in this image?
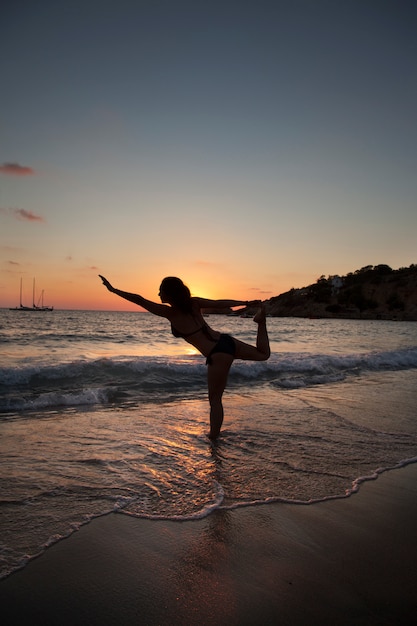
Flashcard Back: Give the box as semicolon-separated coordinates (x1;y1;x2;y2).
184;345;200;357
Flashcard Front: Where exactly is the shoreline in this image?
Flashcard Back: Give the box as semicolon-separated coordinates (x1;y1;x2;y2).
2;463;417;625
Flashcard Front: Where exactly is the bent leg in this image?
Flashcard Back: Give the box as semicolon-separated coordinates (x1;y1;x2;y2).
207;353;234;439
234;307;271;361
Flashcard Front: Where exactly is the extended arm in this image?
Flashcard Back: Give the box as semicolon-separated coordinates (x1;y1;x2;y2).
194;297;260;309
99;275;171;317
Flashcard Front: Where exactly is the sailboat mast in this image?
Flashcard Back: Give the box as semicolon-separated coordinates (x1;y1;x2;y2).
10;277;54;311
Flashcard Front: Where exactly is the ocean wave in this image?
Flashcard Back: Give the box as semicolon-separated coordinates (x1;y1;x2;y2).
1;347;416;414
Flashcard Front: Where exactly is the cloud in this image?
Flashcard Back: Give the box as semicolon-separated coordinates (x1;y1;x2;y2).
0;162;35;176
0;207;45;222
15;209;45;222
249;287;273;295
8;260;21;266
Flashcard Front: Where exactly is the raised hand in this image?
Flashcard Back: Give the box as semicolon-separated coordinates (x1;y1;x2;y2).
99;275;114;292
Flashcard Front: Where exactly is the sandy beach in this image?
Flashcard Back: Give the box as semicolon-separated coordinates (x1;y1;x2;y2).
1;463;417;625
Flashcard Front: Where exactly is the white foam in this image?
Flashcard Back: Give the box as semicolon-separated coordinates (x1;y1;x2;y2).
2;347;417;414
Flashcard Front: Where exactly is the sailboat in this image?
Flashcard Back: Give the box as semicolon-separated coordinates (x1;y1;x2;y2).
9;278;54;311
35;289;53;311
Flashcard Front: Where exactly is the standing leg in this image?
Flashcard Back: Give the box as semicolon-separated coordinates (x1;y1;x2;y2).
207;353;234;439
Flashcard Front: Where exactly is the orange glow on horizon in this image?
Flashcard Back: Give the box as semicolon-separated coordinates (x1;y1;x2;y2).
0;266;312;311
1;273;295;310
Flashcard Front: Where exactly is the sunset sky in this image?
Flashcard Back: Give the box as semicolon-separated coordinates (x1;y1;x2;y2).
1;0;416;310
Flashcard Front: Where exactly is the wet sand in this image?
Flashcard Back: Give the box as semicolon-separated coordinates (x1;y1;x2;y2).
2;463;417;626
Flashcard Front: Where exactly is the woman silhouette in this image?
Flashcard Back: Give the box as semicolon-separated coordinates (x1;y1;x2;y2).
99;275;270;439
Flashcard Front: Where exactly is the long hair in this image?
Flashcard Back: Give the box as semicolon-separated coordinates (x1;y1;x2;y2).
160;277;193;313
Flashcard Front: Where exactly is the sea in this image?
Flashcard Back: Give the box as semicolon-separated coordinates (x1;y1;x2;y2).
1;309;417;580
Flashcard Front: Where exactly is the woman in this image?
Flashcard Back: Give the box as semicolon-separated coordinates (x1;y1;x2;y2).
99;275;270;439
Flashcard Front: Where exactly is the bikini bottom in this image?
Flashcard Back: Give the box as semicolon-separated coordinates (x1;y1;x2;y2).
206;334;236;365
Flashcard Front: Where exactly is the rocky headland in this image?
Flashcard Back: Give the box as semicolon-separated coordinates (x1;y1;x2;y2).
262;264;417;321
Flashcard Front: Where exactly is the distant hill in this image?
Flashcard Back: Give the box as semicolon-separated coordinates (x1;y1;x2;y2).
264;264;417;321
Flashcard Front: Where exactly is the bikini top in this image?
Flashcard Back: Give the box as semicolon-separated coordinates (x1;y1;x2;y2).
171;319;216;341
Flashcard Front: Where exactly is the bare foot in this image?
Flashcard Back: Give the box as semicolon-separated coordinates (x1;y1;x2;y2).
253;305;266;323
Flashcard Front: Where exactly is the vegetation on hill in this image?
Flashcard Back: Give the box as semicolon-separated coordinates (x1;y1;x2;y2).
265;264;417;321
